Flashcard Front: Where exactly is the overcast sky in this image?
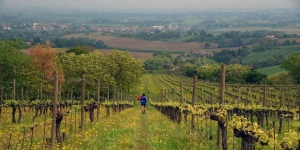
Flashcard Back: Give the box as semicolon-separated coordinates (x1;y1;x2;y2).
0;0;298;10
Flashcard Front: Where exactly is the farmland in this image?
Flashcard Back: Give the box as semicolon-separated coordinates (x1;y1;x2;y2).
1;5;300;150
207;26;300;35
1;74;299;150
257;65;284;75
243;45;300;63
62;32;219;53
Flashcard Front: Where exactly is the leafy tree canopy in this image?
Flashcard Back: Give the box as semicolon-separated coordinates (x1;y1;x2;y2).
242;70;267;84
66;46;95;55
153;51;174;61
280;53;300;83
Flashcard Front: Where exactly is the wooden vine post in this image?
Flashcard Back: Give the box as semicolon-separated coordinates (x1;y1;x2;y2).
173;87;175;101
278;86;283;133
40;82;43;101
12;67;17;124
0;86;2;114
178;81;183;124
13;79;16;100
113;87;116;112
298;86;300;121
97;80;100;121
262;84;267;127
216;64;227;150
106;84;110;118
238;87;240;104
191;74;197;129
50;71;58;150
21;87;24;101
81;74;85;131
13;66;16;100
107;84;110;102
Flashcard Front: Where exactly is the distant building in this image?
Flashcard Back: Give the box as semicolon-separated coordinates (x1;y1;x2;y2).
168;23;178;30
3;26;11;30
78;27;87;32
25;42;32;46
200;51;213;57
265;35;276;40
150;26;164;30
2;24;11;30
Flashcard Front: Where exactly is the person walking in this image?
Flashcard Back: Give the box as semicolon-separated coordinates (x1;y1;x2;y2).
137;94;141;101
140;94;147;114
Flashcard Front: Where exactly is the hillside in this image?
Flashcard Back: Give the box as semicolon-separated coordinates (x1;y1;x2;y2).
243;45;300;63
257;65;285;76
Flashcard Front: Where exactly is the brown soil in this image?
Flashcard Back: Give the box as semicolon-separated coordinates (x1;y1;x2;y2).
62;33;219;53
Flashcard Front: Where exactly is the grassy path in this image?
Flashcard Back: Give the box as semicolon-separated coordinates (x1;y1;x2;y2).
134;105;150;150
62;102;208;150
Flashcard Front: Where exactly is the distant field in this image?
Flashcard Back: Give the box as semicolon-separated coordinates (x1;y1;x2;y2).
62;32;219;53
243;45;300;63
207;26;300;35
277;38;300;43
182;18;204;25
257;65;285;76
89;24;131;27
168;35;193;42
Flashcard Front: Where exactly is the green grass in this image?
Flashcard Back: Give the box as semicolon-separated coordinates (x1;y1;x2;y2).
257;65;285;76
243;45;300;63
182;18;204;25
207;26;272;34
168;35;193;42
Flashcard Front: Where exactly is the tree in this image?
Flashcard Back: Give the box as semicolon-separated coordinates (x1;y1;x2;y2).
30;42;63;95
266;72;294;84
213;54;233;64
280;53;300;83
282;40;291;46
153;51;174;61
204;42;211;48
144;57;164;72
197;64;221;80
174;55;185;66
226;64;249;82
105;50;146;92
178;63;197;77
0;39;38;99
291;40;297;45
66;46;95;55
57;51;110;99
95;40;108;49
242;70;267;83
237;47;251;58
231;37;244;47
30;42;57;79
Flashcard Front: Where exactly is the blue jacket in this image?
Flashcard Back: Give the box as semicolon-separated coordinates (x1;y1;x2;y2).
140;96;147;104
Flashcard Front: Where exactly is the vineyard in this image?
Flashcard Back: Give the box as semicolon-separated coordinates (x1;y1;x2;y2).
147;72;300;150
0;71;300;149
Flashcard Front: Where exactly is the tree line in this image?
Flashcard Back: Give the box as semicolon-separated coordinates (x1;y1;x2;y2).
0;39;145;100
143;50;300;84
50;37;108;49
